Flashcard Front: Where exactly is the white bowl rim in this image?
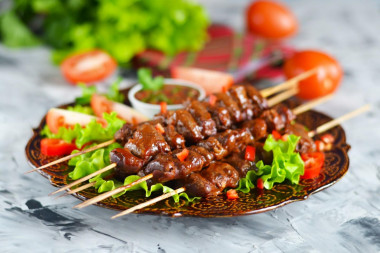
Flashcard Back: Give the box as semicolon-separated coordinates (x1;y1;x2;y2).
128;78;206;110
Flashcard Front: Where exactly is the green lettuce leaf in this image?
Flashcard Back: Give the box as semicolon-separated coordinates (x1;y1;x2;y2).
258;134;304;189
75;84;97;105
68;142;122;180
90;175;199;203
235;134;304;192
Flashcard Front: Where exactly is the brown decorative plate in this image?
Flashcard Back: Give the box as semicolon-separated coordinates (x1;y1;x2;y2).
25;96;350;217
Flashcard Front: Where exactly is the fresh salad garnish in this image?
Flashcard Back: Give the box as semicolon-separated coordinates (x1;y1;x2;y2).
235;134;304;192
41;112;125;148
138;68;164;91
68;146;199;203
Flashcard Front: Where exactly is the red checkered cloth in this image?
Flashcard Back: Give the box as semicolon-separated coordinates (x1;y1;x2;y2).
132;24;295;83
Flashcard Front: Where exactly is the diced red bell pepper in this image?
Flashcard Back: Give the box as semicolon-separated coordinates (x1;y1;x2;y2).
40;138;78;156
315;140;325;152
245;145;256;161
226;189;239;200
160;102;167;114
272;130;282;140
208;94;217;106
301;152;325;179
256;178;264;189
176;148;189;162
155;123;165;134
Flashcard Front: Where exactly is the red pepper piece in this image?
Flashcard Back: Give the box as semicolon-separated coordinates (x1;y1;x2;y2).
245;145;256;161
226;189;239;200
176;148;189;162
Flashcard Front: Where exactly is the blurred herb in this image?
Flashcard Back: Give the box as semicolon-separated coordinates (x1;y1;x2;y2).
138;68;164;91
75;79;124;105
0;0;209;65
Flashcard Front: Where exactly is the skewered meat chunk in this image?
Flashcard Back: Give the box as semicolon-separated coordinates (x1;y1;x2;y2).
242;118;268;141
215;92;243;123
187;146;215;166
203;102;233;131
163;125;185;150
114;123;135;146
245;85;268;110
125;123;170;159
184;162;239;197
186;100;217;136
166;109;204;143
138;150;205;184
284;123;316;153
110;148;145;180
197;136;228;160
229;85;261;120
260;104;296;132
224;153;256;177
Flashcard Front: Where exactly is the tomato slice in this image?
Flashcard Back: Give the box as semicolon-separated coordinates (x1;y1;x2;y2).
226;189;239;200
41;138;77;156
91;94;148;123
246;0;298;39
61;50;117;84
301;152;325;179
171;67;234;95
46;108;102;134
91;94;113;118
284;50;343;99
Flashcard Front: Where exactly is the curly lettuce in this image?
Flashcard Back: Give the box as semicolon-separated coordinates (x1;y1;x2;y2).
235;134;304;192
75;79;124;105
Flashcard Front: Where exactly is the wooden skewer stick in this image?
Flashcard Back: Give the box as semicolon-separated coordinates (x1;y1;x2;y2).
49;163;117;196
308;104;371;138
74;174;154;209
25;139;116;174
292;93;334;115
260;68;318;98
64;94;333;204
111;187;186;219
267;87;298;107
54;182;96;199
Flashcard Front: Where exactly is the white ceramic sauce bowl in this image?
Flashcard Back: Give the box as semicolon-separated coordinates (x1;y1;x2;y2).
128;78;206;119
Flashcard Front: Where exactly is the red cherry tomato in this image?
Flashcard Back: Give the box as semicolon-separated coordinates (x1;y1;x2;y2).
226;189;239;200
40;138;77;156
246;0;298;39
284;50;343;99
61;50;117;84
171;67;234;95
301;152;325;179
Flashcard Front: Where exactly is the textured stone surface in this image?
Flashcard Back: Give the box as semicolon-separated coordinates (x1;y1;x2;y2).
1;0;379;252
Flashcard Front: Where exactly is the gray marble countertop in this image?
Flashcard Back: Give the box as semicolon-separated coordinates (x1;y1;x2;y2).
1;0;379;252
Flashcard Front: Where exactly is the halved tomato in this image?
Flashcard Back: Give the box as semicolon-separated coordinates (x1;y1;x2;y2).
301;152;325;179
171;66;234;95
61;50;117;84
46;108;104;134
40;138;77;156
90;94;148;124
